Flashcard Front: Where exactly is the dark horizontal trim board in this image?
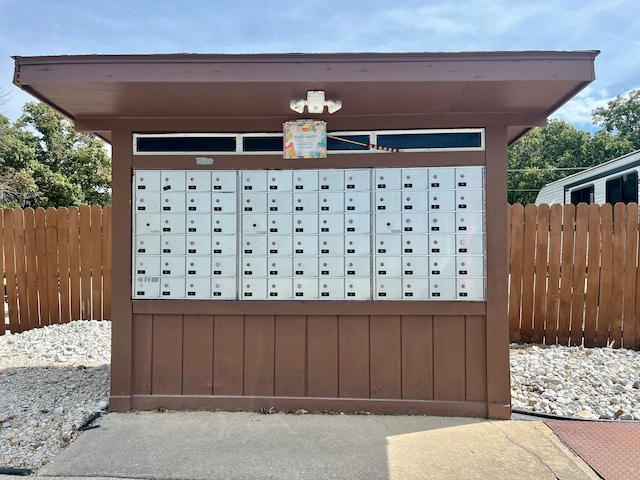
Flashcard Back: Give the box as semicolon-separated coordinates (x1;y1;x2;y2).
111;395;491;418
132;300;486;316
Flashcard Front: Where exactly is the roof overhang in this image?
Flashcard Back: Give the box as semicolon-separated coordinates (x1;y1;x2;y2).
12;51;599;145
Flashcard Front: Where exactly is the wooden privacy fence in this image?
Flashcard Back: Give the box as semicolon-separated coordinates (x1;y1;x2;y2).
2;203;640;349
0;205;111;335
508;202;640;349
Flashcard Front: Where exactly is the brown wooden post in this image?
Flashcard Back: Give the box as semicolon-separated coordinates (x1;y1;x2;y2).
484;126;511;419
110;129;134;411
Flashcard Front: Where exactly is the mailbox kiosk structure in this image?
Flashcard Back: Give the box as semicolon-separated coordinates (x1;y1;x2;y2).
13;51;597;418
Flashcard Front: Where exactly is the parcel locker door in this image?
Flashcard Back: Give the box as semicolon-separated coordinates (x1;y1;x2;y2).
241;193;267;213
344;191;370;212
402;257;429;277
135;235;161;255
160;278;186;298
402;235;429;255
242;214;268;234
345;278;371;299
428;190;455;211
160;256;186;276
211;215;235;234
428;168;455;189
186;236;212;255
267;170;293;191
210;257;236;277
212;278;237;299
402;279;429;299
375;256;402;277
428;234;456;256
242;279;267;299
161;192;186;213
212;192;237;213
135;170;161;192
402;191;428;212
457;279;485;300
134;277;160;298
455;254;482;277
293;192;318;213
345;213;370;234
375;213;402;234
428;212;455;233
375;191;402;212
160;214;186;234
318;170;344;191
268;214;293;234
294;279;319;298
375;279;402;299
293;237;318;256
318;236;344;256
211;171;237;192
135;256;160;276
268;279;293;299
136;214;161;235
268;193;293;213
455;190;484;210
293;257;318;277
345;257;371;277
186;278;211;299
160;171;186;192
375;235;402;255
293;170;318;191
241;171;268;191
429;278;456;300
374;168;401;190
187;214;212;234
318;192;344;212
241;236;267;256
186;257;212;276
135;192;161;212
456;212;484;233
455;167;484;189
456;234;484;255
268;235;293;256
267;258;293;277
344;235;371;255
429;256;455;277
212;236;237;256
186;193;212;213
242;257;267;277
345;170;370;191
319;279;345;299
186;171;211;191
293;214;318;234
319;214;344;234
401;168;428;190
319;257;345;277
402;213;429;233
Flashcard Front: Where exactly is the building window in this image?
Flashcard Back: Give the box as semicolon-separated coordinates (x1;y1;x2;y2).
570;185;594;205
606;172;638;204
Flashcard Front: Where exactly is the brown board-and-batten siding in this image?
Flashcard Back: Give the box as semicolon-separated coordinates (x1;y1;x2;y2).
109;130;507;419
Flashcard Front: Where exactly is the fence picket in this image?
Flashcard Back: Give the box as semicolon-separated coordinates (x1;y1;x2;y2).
557;204;575;345
91;205;103;320
545;204;563;345
24;209;39;329
623;203;638;348
0;211;5;336
610;203;626;347
103;205;112;320
45;208;60;326
34;208;49;325
68;207;81;320
583;204;601;347
570;204;589;346
520;204;537;342
508;204;524;342
13;208;29;332
597;204;614;347
79;206;92;319
4;210;20;333
57;207;71;323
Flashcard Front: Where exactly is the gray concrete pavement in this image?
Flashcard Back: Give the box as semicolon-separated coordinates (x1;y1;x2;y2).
13;411;598;480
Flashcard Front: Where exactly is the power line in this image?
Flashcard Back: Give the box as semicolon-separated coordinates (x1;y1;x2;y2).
507;167;591;172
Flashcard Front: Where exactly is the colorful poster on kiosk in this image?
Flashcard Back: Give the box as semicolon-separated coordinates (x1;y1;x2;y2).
283;120;327;159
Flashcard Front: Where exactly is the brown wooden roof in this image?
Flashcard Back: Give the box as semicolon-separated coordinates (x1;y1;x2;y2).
12;51;598;144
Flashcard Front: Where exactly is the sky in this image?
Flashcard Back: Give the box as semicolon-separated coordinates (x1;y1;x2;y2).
1;0;640;132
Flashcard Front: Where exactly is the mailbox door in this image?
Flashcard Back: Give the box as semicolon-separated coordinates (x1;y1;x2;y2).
456;212;484;233
267;170;293;191
457;278;485;300
376;213;402;234
402;279;429;300
134;277;161;298
268;214;293;235
160;171;186;192
319;257;345;277
186;170;212;191
429;234;456;256
319;279;345;299
293;257;318;277
135;256;161;276
429;256;456;277
429;278;456;300
242;257;268;277
428;168;455;189
318;235;343;256
318;214;344;234
344;235;370;255
161;236;186;255
456;234;485;255
456;256;485;277
375;191;402;212
374;168;402;190
212;192;237;213
428;212;455;233
186;235;212;255
318;192;344;212
241;279;267;299
402;191;428;212
293;192;318;213
293;236;319;256
135;192;161;212
185;278;211;299
267;235;293;256
318;170;344;191
455;190;484;210
210;257;237;277
345;170;370;191
136;214;161;235
345;278;371;299
135;235;161;255
212;236;237;256
294;278;319;298
211;171;237;192
211;214;235;234
241;236;267;256
375;279;402;299
401;168;428;190
293;214;319;234
241;171;268;191
268;279;293;299
161;192;186;213
402;235;429;255
345;213;370;234
375;235;402;255
376;256;402;277
186;193;211;213
160;256;186;276
135;171;161;192
428;190;455;211
402;257;429;277
211;278;237;299
242;214;268;234
455;167;484;189
402;213;429;234
345;191;370;212
242;193;267;213
160;214;186;234
186;257;212;276
160;278;186;298
345;256;371;277
293;170;318;191
186;214;212;234
268;193;293;213
267;258;293;277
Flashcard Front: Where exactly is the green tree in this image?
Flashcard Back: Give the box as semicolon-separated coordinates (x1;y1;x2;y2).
593;89;640;149
0;101;111;207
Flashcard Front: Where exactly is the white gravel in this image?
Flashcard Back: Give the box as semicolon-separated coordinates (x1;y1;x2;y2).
1;320;640;472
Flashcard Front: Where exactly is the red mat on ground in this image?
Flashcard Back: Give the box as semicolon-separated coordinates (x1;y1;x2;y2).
545;420;640;480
